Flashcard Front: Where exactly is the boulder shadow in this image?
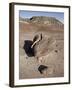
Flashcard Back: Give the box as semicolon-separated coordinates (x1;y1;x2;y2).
23;40;35;57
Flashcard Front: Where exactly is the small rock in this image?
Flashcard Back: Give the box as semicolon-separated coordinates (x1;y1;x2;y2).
55;50;58;53
38;65;48;74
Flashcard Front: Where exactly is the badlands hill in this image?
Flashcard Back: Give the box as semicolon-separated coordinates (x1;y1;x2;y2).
19;16;64;33
19;16;63;25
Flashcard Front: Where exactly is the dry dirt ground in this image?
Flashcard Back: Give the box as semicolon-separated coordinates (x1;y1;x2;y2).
19;21;64;79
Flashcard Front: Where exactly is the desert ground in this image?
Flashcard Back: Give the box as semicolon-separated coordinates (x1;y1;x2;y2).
19;16;64;79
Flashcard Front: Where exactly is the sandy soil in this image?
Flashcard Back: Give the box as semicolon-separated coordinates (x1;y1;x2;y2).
19;22;64;79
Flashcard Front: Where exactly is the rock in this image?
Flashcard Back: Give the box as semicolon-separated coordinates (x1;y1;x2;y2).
38;65;48;74
32;34;56;60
